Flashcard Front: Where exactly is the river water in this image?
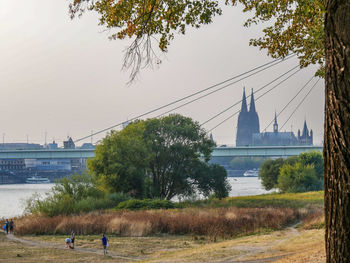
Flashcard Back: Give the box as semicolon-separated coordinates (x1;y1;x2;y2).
0;177;271;219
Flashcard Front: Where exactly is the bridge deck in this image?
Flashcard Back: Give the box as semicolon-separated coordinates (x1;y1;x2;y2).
0;145;323;159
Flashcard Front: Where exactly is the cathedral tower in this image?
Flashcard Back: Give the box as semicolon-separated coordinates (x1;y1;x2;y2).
236;88;260;146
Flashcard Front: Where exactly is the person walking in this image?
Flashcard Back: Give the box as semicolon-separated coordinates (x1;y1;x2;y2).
9;219;14;234
101;234;108;255
5;219;9;235
70;231;75;249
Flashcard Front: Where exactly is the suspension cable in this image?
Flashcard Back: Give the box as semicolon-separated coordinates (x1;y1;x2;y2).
279;78;320;131
262;75;315;132
207;68;302;133
75;55;296;142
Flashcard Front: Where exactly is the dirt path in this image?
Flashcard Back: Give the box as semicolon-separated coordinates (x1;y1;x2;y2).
1;230;142;262
216;223;301;263
1;223;307;263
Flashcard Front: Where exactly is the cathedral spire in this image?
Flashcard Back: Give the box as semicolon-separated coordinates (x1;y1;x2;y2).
249;88;256;113
302;120;309;137
273;111;278;133
241;87;248;112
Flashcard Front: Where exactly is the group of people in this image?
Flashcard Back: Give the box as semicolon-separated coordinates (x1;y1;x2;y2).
65;231;109;255
3;219;14;234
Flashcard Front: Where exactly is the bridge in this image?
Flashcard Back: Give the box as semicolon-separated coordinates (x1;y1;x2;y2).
212;145;323;157
0;145;323;159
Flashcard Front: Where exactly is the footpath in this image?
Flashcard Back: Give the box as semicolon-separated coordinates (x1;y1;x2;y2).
1;229;141;262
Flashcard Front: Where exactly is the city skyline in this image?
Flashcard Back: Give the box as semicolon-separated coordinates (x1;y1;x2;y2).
0;1;324;146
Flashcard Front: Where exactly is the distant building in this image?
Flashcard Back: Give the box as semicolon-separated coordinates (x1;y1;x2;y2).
63;137;75;149
297;120;313;145
0;143;42;150
236;88;260;146
46;141;58;149
252;113;299;146
25;159;71;171
0;159;26;171
236;89;313;146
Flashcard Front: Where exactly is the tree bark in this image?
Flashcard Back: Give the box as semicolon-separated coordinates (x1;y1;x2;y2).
324;0;350;262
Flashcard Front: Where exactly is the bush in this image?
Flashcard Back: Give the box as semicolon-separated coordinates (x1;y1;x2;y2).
278;163;322;193
115;199;176;210
259;151;324;193
108;192;131;205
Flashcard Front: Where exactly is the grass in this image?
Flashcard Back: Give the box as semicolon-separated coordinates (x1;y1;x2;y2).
0;233;117;262
1;192;326;262
5;227;325;263
14;207;301;237
185;191;324;209
13;191;324;237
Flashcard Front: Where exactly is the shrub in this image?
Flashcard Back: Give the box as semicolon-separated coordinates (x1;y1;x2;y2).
115;199;176;210
278;163;322;193
108;192;131;205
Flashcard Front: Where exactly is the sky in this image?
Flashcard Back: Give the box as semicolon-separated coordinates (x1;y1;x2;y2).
0;1;324;146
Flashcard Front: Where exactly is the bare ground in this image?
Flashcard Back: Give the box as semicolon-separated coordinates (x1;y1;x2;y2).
0;225;325;263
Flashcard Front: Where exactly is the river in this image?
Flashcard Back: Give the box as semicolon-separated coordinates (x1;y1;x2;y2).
0;177;271;219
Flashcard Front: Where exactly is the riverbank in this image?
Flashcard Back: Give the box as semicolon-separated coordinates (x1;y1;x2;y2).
0;177;271;218
0;192;325;262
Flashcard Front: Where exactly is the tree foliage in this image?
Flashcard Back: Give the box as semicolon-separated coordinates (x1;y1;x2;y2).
278;162;320;192
69;0;222;81
69;0;324;80
24;173;114;216
258;158;284;190
88;114;231;200
227;0;325;76
259;151;323;192
88;121;149;198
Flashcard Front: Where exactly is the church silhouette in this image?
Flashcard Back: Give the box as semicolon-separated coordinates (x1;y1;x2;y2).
236;88;313;146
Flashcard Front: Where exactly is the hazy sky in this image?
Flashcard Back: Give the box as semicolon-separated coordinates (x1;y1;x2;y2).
0;1;324;146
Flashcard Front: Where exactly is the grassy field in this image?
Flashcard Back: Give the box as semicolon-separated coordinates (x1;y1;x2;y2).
1;191;325;262
0;227;325;262
186;191;324;209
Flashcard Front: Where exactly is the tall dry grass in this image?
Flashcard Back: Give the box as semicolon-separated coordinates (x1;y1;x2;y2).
15;207;300;238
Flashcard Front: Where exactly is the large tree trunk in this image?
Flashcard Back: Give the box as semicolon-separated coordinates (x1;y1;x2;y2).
324;0;350;262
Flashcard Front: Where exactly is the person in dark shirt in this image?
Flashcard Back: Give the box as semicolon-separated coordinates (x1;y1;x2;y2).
101;234;108;255
5;219;9;234
70;231;75;249
9;219;14;234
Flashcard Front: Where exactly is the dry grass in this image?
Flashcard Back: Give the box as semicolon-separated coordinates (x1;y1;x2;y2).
300;209;324;230
2;226;326;263
15;207;300;238
0;233;117;262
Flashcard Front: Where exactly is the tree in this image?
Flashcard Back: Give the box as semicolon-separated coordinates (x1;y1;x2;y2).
69;0;324;78
88;121;150;198
69;0;222;81
190;161;231;198
324;1;350;261
69;0;350;260
258;158;284;190
278;162;321;193
260;152;323;192
88;114;230;200
298;151;324;183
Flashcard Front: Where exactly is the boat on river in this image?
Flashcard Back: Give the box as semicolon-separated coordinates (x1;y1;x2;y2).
25;176;50;184
243;169;259;177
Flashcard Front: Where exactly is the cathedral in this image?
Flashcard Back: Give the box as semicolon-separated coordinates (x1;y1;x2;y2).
236;88;313;146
